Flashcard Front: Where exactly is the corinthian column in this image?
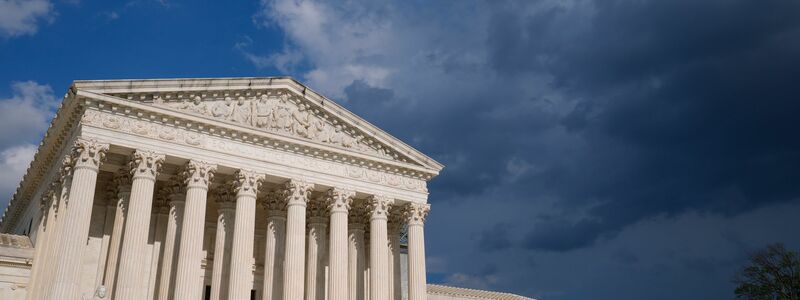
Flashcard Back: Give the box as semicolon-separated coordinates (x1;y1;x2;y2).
40;158;71;300
367;196;391;300
228;170;263;300
348;205;367;300
158;181;186;300
282;179;314;300
103;173;132;298
173;160;217;300
324;188;354;300
261;191;288;300
405;203;430;300
46;138;109;300
27;183;59;300
305;197;328;300
116;150;165;300
210;188;235;300
387;208;404;300
149;188;171;300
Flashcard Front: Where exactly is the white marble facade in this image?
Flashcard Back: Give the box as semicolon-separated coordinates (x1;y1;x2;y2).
0;78;443;300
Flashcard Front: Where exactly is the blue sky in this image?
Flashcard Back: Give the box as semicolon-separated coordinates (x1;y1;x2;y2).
2;0;800;299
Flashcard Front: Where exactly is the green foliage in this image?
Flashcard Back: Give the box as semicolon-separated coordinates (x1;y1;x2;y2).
734;244;800;300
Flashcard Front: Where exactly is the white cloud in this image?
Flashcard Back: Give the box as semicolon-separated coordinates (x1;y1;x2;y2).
0;81;57;148
0;81;57;207
0;144;37;205
0;0;54;37
256;0;399;97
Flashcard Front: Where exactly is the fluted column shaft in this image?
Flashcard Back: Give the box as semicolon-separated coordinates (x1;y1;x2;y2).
228;170;262;300
104;176;130;298
211;203;234;300
305;217;327;300
326;189;353;300
368;196;391;300
116;150;164;300
46;139;108;300
93;201;115;288
158;192;185;300
27;185;58;300
262;210;286;300
283;180;312;300
41;177;69;299
150;208;170;299
388;223;403;300
174;160;216;300
348;223;366;300
405;203;430;300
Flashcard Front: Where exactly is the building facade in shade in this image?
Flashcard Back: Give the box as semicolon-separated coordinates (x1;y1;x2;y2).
0;77;534;300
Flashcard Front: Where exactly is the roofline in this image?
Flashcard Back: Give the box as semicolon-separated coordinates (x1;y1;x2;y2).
71;76;445;172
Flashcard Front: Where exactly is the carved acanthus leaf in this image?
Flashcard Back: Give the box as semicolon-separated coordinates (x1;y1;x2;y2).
234;169;263;196
129;150;165;179
282;179;313;206
181;160;217;188
403;202;430;225
260;190;287;214
71;138;109;170
366;195;392;220
307;196;328;220
388;205;406;232
323;188;355;213
348;203;369;225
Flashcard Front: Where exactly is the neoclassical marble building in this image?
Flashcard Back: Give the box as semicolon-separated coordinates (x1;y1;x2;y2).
0;77;443;300
0;77;533;300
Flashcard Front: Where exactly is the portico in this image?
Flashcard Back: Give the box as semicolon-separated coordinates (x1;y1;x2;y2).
0;78;441;300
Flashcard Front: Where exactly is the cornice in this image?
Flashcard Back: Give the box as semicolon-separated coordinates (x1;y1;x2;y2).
77;89;437;180
0;90;83;231
72;77;444;172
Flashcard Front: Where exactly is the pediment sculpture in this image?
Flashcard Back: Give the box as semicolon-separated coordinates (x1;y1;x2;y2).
150;90;404;162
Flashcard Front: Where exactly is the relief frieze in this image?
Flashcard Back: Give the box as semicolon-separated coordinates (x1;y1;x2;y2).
133;89;407;163
81;109;427;193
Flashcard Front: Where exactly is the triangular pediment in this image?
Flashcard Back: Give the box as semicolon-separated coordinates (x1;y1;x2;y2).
73;77;443;174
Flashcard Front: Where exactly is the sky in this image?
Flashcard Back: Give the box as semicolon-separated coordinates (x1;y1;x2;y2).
2;0;800;299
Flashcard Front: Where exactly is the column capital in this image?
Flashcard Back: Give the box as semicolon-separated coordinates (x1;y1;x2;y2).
260;190;288;217
70;138;109;171
181;160;217;189
58;154;73;184
214;185;237;210
129;149;165;180
404;202;430;226
282;179;313;207
348;204;368;227
153;186;171;214
233;169;263;197
366;195;392;221
388;206;406;233
307;196;328;225
323;188;355;214
166;178;186;205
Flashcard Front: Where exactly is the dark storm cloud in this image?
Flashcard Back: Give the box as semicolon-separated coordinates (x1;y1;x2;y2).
478;0;800;251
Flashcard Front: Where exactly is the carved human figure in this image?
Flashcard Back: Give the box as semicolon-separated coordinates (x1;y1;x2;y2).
230;96;252;124
255;94;276;128
175;95;207;115
341;128;357;148
274;96;292;132
211;97;233;118
307;113;326;141
330;125;345;146
291;103;310;137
